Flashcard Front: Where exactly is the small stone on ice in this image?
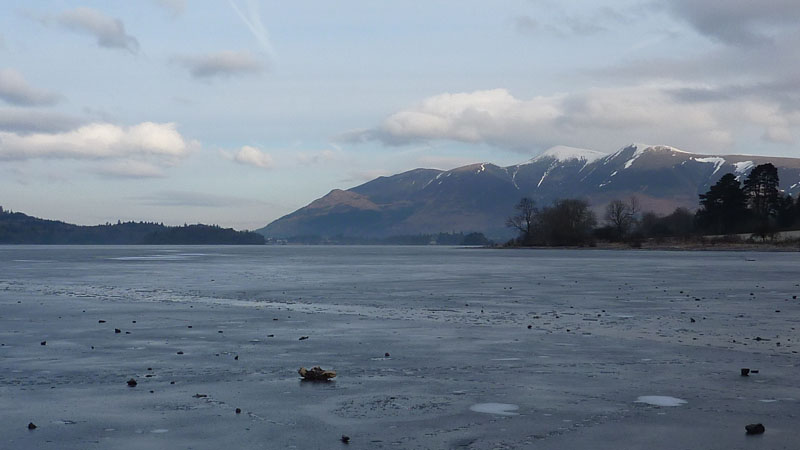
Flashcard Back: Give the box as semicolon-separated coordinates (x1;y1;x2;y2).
127;378;137;387
341;435;350;443
27;422;37;430
745;423;765;435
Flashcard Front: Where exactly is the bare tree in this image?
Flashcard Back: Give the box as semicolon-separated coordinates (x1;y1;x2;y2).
506;197;537;242
605;199;633;240
628;196;640;219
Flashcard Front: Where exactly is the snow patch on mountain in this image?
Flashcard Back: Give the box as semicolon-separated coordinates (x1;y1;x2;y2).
693;157;726;175
530;146;606;165
734;161;754;175
620;143;689;169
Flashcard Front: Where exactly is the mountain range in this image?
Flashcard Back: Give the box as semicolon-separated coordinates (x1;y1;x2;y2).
259;144;800;240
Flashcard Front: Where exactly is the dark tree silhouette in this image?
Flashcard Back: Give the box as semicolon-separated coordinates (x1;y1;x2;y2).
743;163;782;239
695;173;749;234
538;199;596;246
604;197;639;240
506;197;537;244
776;195;797;229
743;163;781;219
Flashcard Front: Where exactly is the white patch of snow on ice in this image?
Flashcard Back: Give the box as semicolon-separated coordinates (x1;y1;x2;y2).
470;403;520;416
635;396;687;407
151;429;169;433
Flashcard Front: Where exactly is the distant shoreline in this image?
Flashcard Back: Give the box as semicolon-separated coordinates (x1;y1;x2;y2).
497;241;800;252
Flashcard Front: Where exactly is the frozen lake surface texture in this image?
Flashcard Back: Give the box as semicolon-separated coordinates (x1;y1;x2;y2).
1;246;798;449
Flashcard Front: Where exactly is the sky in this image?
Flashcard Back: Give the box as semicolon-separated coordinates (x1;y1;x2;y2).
2;0;800;229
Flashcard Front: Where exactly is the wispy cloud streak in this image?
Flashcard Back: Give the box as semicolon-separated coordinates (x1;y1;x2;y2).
228;0;275;59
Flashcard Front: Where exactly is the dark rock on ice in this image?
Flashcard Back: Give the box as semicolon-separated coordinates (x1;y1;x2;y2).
745;423;765;435
298;366;336;381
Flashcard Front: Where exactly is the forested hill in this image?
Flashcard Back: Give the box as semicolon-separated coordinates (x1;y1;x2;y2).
0;208;265;245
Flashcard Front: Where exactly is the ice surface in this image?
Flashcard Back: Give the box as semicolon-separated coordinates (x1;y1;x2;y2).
635;396;687;407
1;246;799;450
469;403;520;416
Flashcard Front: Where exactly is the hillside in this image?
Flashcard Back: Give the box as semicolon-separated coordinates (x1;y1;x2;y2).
0;209;265;245
259;144;800;240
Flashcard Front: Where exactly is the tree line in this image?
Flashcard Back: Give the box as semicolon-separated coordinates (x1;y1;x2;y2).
0;208;265;245
507;163;800;246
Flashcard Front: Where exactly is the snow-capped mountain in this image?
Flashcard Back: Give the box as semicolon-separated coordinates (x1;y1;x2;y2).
259;144;800;239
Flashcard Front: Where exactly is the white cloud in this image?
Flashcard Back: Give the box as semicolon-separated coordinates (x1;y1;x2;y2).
233;145;274;169
0;69;61;106
344;86;800;154
57;7;139;53
173;50;265;78
0;122;193;161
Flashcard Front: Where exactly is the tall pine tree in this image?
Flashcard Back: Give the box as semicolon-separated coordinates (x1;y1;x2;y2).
743;163;781;219
696;173;748;234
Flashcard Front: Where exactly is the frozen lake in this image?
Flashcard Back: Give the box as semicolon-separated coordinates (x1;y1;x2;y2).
1;245;798;449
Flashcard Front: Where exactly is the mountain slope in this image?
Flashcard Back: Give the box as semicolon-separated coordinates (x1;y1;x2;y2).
259;144;800;239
